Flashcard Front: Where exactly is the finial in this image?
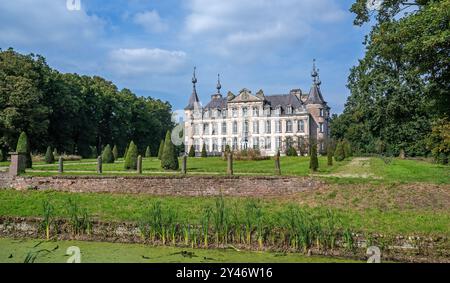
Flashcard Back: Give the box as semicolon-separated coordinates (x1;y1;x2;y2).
192;67;197;85
311;59;318;84
216;73;222;94
317;69;322;86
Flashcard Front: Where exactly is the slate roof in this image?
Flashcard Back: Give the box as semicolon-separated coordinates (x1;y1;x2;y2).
185;89;200;110
204;96;228;109
305;84;326;104
264;94;303;111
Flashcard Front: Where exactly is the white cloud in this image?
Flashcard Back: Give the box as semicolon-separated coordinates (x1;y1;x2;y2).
183;0;346;56
133;10;168;33
108;48;187;75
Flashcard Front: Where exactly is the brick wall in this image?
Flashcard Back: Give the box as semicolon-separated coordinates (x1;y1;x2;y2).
5;175;322;197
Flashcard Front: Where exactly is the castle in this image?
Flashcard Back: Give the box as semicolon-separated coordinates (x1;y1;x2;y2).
184;60;330;156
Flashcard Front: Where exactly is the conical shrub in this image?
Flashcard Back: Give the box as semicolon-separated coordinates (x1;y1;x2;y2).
145;146;151;158
201;143;207;158
45;146;55;164
157;140;164;160
16;132;32;168
102;144;115;163
327;143;333;166
112;145;119;160
309;142;319;172
188;145;195;157
161;131;179;170
124;141;138;170
334;141;345;162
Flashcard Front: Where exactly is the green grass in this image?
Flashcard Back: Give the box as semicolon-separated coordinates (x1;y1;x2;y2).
0;189;448;236
0;238;359;263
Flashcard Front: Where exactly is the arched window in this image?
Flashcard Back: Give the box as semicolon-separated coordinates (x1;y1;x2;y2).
298;120;305;133
232;138;238;150
222;138;227;151
222;122;227;135
286;120;293;133
233;121;238;134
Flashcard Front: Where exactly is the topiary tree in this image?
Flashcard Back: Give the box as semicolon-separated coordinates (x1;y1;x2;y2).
161;131;179;170
53;148;58;158
286;146;298;156
45;146;55;164
327;143;333;166
334;141;345;162
309;142;319;172
123;143;129;159
124;141;138;170
145;146;151;158
112;145;119;160
16;132;32;168
157;140;164;160
188;145;195;157
102;144;115;163
201;143;207;158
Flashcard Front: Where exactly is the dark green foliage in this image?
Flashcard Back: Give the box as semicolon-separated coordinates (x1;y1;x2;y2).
157;140;164;160
0;49;173;158
342;140;352;158
225;145;231;153
188;145;195;157
327;143;333;166
101;144;115;164
123;143;129;159
201;144;207;158
427;118;450;165
161;131;179;170
112;145;119;160
334;141;345;162
309;142;319;172
44;146;54;164
124;141;138;170
89;146;97;159
145;146;152;158
0;149;4;162
285;146;298;157
16;132;32;168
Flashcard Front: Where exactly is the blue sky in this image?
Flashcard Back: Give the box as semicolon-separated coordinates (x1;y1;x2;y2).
0;0;371;114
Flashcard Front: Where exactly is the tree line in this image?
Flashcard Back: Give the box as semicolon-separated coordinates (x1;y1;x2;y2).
330;0;449;163
0;48;174;159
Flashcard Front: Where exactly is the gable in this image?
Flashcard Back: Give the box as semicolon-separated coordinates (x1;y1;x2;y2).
228;88;263;103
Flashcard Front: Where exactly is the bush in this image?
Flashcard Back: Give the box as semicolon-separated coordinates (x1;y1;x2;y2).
232;149;270;161
44;146;55;164
201;143;207;158
334;141;345;162
342;139;352;158
285;146;298;156
16;132;32;168
145;146;152;158
102;144;115;163
188;145;195;157
157;140;164;160
0;149;4;162
161;131;179;170
327;143;334;166
309;142;318;172
89;146;97;158
53;148;58;158
112;145;119;160
427;118;449;165
124;141;138;170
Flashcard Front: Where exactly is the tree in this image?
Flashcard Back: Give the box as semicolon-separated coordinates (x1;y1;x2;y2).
334;141;345;162
16;132;32;168
161;131;179;170
102;144;115;164
427;118;450;165
309;142;319;172
327;143;334;166
124;141;138;170
145;146;152;158
286;146;298;157
157;140;164;160
0;149;4;162
201;143;207;158
112;145;119;160
44;146;54;164
188;145;195;157
342;140;352;158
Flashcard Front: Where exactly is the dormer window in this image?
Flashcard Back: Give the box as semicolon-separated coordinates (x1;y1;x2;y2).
242;107;248;117
252;107;259;117
320;109;324;117
232;108;237;117
222;109;227;118
264;107;270;116
286;106;292;115
275;107;281;116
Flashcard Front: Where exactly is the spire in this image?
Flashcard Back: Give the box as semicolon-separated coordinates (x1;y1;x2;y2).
216;74;222;94
306;59;326;104
311;58;318;85
185;67;200;110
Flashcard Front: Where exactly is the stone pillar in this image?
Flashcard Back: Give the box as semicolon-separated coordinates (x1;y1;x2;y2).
9;152;26;176
137;155;142;174
58;157;64;174
181;155;187;175
275;150;281;175
227;152;233;176
97;156;102;174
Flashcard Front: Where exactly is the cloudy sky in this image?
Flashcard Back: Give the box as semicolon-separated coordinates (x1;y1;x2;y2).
0;0;371;114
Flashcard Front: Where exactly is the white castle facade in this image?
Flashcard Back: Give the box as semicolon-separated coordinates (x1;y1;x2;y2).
184;61;330;156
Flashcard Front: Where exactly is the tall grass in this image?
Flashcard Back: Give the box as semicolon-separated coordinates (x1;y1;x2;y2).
66;198;92;235
39;200;54;240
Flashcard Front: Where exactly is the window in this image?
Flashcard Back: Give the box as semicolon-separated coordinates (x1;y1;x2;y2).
194;124;200;135
252;107;259;117
286;106;292;115
194;139;200;151
319;122;324;133
243;121;249;134
222;109;227;118
204;139;209;151
320;109;324;117
232;138;238;150
232;108;237;118
222;138;227;151
275;137;282;150
253;121;259;134
298;120;305;133
233;122;238;134
275;120;282;133
221;122;227;135
286;120;293;133
212;123;218;135
265;120;271;134
203;123;209;135
275;107;281;116
265;137;272;150
242;107;248;117
264;107;270;116
212;138;218;151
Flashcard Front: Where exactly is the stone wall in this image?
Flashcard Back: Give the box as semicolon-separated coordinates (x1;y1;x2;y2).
4;175;322;196
0;172;11;189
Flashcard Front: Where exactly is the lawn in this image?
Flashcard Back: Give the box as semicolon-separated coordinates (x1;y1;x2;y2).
0;189;448;236
0;238;359;263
